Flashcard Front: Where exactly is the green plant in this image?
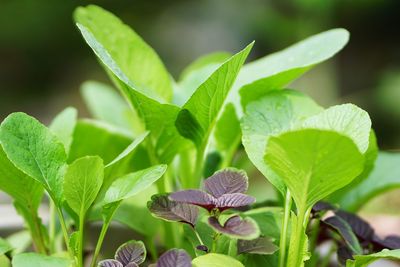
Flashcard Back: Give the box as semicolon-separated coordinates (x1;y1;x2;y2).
0;4;399;267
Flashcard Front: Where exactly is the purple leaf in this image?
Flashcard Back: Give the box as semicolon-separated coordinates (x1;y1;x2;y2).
311;201;336;216
216;193;255;211
335;210;374;241
237;237;278;255
148;194;199;227
196;245;209;253
208;215;260;239
337;245;354;265
115;240;146;266
98;259;123;267
204;169;248;197
372;235;400;250
170;190;216;211
125;263;139;267
156;249;192;267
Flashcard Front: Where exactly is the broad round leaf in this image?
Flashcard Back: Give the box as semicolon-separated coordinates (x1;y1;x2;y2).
265;129;364;211
192;253;244;267
204;169;248;198
115;240;146;266
208;215;260;240
98;259;123;267
156;249;191;267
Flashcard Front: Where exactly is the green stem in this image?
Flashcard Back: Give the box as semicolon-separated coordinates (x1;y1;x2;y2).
287;206;311;267
146;236;158;260
193;142;206;188
279;190;292;267
193;229;204;246
77;215;85;267
56;207;71;255
90;220;111;267
30;213;48;254
228;239;237;258
220;134;241;168
49;200;56;254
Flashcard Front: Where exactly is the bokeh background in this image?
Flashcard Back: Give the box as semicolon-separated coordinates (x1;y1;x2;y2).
1;0;400;238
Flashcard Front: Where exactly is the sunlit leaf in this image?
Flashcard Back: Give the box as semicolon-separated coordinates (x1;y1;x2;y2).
346;249;400;267
192;253;244;267
12;253;71;267
49;107;77;155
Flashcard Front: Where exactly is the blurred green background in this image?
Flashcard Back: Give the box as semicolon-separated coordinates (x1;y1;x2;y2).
1;0;399;147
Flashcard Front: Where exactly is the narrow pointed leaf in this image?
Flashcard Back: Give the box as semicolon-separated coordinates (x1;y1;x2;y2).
74;5;173;102
265;129;364;211
0;112;67;204
98;259;123;267
241;90;323;195
115;240;146;266
64;156;104;216
233;28;349;111
175;42;253;148
49;107;77;155
103;165;167;205
148;194;199;227
192;253;244;267
373;235;400;250
208;215;260;240
237;237;278;255
335;210;374;242
204;169;248;198
156;249;191;267
323;216;362;254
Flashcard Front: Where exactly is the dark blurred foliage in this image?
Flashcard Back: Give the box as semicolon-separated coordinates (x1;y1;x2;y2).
1;0;399;148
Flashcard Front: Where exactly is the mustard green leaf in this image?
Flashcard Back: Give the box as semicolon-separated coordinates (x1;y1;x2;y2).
232;29;349;111
214;103;241;154
12;253;72;267
241;90;323;195
0;112;67;204
64;156;104;217
74;5;173;102
176;42;253;148
346;249;400;267
49;107;77;156
192;253;244;267
265;129;364;211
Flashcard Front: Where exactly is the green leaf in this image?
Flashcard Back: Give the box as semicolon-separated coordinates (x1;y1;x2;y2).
74;5;173;102
64;156;104;217
243;207;284;242
12;253;72;267
0;112;67;204
69;119;132;164
346;249;400;267
334;152;400;211
49;107;78;155
175;52;232;106
0;238;12;255
265;129;364;211
214;103;241;154
102;165;167;206
241;90;323;194
233;28;349;110
300;104;371;153
192;253;244;267
81;81;143;135
176;42;253;148
75;22;186;163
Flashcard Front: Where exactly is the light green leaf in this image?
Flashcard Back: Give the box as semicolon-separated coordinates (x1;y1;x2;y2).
75;22;186;163
69;119;132;164
81;81;143;135
74;5;173;102
176;42;253;148
64;156;104;217
50;107;77;155
233;28;349;111
102;165;167;205
214;103;241;155
346;249;400;267
334;152;400;211
175;52;232;106
241;90;323;194
300;103;371;153
0;112;67;204
192;253;244;267
0;238;12;255
12;253;72;267
265;129;364;211
6;231;31;255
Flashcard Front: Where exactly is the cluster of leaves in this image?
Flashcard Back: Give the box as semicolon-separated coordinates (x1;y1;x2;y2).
0;4;400;267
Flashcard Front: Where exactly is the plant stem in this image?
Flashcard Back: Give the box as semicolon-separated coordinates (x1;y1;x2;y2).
77;215;85;267
56;207;71;255
193;229;204;246
49;200;56;253
287;206;311;267
228;239;237;258
90;220;111;267
193;142;206;187
146;236;158;260
279;190;292;267
220;134;241;168
30;213;48;254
